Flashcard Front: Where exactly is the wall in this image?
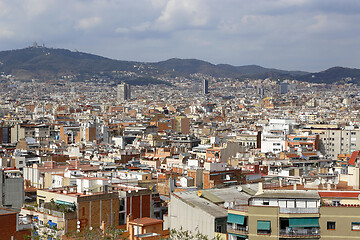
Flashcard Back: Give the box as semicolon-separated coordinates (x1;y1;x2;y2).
169;193;217;239
320;206;360;240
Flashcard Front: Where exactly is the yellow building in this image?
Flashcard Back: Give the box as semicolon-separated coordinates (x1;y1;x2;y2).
227;189;360;240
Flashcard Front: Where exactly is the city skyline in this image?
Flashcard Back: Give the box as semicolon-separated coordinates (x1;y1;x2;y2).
0;0;359;72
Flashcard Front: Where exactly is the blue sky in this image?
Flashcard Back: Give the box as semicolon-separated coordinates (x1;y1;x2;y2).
0;0;359;72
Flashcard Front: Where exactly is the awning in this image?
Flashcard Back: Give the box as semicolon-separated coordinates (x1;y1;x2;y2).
228;214;245;225
289;218;319;228
228;233;247;239
257;221;271;230
55;200;74;206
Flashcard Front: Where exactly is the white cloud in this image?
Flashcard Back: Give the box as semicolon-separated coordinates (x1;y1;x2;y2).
75;16;102;30
155;0;209;30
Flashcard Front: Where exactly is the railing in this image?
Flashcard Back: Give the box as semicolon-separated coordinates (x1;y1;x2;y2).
279;208;319;214
23;204;65;218
279;228;320;237
18;223;32;230
227;225;248;235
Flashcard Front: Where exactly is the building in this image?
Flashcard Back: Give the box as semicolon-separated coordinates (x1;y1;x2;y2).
21;187;119;237
0;169;24;210
202;79;209;95
227;189;321;240
117;83;131;102
319;128;360;158
127;217;167;240
0;207;31;240
166;185;255;240
279;82;288;94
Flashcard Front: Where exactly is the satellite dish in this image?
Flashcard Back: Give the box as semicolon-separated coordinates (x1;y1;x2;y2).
237;186;243;192
321;179;326;184
230;202;234;208
224;202;230;208
226;175;230;180
246;184;251;188
315;179;320;185
328;179;333;185
128;190;132;193
335;178;339;184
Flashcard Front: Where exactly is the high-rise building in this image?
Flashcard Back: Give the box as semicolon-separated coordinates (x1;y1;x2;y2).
279;82;288;94
202;79;209;95
117;83;131;102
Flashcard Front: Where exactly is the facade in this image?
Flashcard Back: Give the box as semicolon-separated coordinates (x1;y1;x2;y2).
117;83;131;102
0;169;24;210
167;191;227;239
227;190;321;240
202;79;209;95
319;128;360;158
227;189;360;240
21;187;119;236
0;207;31;240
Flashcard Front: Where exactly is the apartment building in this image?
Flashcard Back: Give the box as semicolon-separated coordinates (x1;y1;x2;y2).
228;190;321;240
21;187;119;237
319;128;360;158
227;189;360;240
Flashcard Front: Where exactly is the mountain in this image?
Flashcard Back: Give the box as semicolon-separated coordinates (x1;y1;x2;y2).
0;47;359;84
297;67;360;84
0;47;137;79
151;58;308;78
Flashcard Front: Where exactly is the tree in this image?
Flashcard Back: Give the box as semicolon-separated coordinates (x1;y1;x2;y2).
66;226;126;240
166;229;223;240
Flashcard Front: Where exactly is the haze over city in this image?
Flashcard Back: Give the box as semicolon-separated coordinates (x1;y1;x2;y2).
0;0;359;71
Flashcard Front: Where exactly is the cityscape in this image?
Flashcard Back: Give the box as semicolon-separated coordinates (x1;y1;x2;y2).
1;1;360;240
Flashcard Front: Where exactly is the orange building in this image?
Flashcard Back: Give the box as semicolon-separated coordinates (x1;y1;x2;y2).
127;217;168;240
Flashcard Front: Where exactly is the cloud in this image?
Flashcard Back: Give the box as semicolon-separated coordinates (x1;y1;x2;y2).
0;0;359;71
75;16;102;30
155;0;210;30
309;15;327;31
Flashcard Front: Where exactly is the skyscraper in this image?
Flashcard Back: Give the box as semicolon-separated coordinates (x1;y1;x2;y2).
202;79;209;95
117;83;131;102
279;82;288;94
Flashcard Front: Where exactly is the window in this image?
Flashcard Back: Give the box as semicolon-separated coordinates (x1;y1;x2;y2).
327;221;335;230
257;220;271;234
352;222;360;231
263;200;269;205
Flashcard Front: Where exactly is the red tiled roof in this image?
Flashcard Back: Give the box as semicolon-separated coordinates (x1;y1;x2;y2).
319;191;360;198
348;151;359;166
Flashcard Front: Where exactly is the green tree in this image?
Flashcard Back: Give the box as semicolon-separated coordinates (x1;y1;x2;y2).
166;229;223;240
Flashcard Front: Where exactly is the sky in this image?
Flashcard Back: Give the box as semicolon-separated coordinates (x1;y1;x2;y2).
0;0;360;72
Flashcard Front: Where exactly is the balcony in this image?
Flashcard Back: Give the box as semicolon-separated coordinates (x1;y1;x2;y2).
279;208;319;214
227;225;248;235
279;228;320;238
